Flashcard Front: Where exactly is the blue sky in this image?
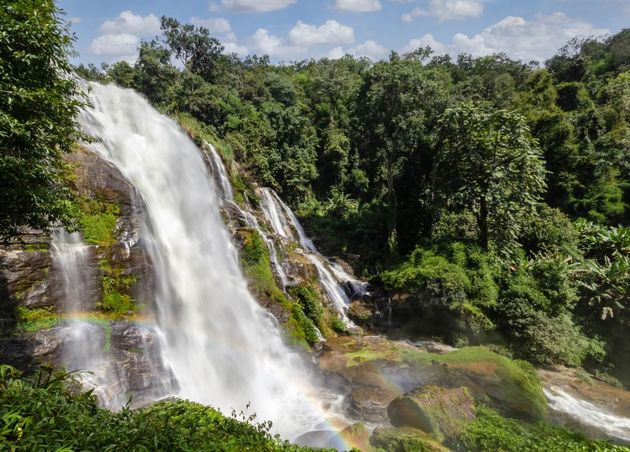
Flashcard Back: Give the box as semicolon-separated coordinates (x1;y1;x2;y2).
59;0;629;65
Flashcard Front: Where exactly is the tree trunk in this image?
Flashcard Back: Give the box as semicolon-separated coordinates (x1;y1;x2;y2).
386;161;398;257
478;197;489;251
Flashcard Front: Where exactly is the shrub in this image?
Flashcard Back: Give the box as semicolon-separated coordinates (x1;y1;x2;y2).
0;365;318;451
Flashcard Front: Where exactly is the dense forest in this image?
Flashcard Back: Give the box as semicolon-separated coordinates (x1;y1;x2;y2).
75;19;630;382
2;0;630;449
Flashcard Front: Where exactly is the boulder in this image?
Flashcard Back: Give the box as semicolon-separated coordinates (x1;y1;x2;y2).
317;336;547;424
369;426;448;452
388;386;475;442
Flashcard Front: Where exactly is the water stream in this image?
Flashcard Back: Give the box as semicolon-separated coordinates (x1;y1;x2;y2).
52;230;127;410
545;386;630;444
79;82;337;439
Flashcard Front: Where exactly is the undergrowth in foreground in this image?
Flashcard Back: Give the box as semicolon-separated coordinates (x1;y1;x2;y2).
461;405;629;451
0;365;322;451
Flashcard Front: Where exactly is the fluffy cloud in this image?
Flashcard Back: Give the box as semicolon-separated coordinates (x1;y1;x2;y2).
217;0;296;12
100;11;160;35
402;13;609;63
401;33;447;54
335;0;382;12
349;40;388;59
288;20;354;47
250;28;304;59
402;0;483;22
89;33;139;57
223;41;250;56
327;46;346;59
190;17;232;34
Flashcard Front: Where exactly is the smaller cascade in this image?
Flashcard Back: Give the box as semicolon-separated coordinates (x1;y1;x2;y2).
259;188;367;324
242;206;290;289
329;261;370;298
204;142;234;203
545;386;630;443
52;230;128;410
260;188;294;240
204;149;289;289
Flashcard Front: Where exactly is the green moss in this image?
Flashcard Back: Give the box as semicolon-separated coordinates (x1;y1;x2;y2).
402;346;547;420
462;406;629;451
16;306;61;332
24;243;49;252
74;196;120;246
239;229;315;348
98;261;137;316
370;426;448;452
346;350;388;367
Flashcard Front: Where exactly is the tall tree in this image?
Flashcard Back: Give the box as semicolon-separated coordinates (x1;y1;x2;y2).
0;0;84;239
433;103;547;253
355;55;450;255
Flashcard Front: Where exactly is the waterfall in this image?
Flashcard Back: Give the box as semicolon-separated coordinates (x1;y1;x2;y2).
545;387;630;443
204;142;234;204
52;230;127;410
79;82;330;438
258;187;366;324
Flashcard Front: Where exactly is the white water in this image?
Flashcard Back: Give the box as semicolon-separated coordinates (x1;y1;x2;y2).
260;188;294;240
52;230;127;410
545;386;630;443
258;188;360;324
205;142;234;203
79;83;331;438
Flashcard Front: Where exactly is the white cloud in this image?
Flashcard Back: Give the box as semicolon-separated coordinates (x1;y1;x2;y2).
69;17;82;25
288;20;354;47
349;40;388;59
250;28;304;59
335;0;382;12
401;33;447;54
402;12;608;62
100;11;160;35
327;46;346;59
190;17;232;34
89;33;139;56
223;41;250;56
403;0;483;22
218;0;296;12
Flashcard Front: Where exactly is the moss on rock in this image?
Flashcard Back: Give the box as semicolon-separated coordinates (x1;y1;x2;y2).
387;386;476;442
370;426;448;452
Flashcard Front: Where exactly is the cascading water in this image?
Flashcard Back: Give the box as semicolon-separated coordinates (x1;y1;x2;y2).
205;142;234;203
79;82;337;439
544;387;630;443
52;230;127;410
258;188;363;324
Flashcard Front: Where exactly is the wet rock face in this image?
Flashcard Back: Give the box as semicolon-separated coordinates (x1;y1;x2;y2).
318;335;547;424
0;148;154;368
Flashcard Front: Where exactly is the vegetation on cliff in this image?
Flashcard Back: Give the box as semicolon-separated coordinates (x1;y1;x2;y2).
0;0;84;240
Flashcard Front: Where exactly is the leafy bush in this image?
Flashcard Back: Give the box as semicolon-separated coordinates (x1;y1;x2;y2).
496;272;603;367
462;405;627;451
0;365;318;451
